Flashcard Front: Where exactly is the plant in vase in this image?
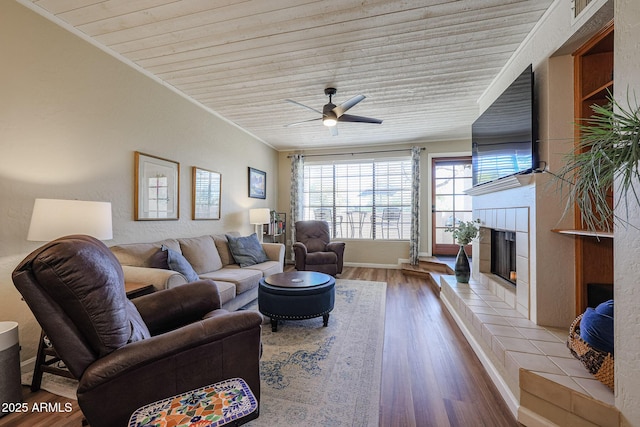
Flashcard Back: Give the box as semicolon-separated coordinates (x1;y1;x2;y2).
445;219;480;283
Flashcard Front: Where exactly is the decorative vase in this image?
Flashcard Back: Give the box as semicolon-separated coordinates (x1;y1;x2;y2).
455;245;470;283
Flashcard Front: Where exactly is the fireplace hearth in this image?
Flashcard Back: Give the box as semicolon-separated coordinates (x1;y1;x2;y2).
491;229;516;285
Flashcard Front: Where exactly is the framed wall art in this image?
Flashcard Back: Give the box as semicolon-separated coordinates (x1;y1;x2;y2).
248;167;266;199
134;151;180;220
192;167;221;220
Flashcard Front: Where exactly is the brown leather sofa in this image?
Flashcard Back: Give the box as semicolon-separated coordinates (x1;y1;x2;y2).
293;220;345;276
12;235;262;427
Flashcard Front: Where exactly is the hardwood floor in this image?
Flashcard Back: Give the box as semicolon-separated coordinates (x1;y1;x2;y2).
0;267;518;426
341;267;518;427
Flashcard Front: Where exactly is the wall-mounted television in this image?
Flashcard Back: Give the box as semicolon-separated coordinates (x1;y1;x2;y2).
472;64;537;186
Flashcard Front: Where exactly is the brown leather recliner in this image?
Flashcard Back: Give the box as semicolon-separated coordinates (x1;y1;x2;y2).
12;235;262;427
293;220;345;276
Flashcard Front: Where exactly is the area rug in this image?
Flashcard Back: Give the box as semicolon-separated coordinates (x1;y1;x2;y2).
246;279;386;427
18;279;386;427
21;369;78;400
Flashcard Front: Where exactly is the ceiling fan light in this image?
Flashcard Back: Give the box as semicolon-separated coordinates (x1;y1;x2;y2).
323;117;337;127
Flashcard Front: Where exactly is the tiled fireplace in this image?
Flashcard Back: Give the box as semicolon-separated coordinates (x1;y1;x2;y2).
475;206;531;319
466;173;575;329
439;174;617;424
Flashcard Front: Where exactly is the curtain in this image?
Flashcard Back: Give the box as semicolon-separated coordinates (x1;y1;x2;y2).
289;154;304;262
409;146;421;265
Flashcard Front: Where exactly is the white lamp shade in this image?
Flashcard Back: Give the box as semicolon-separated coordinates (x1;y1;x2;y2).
27;199;113;241
249;208;271;225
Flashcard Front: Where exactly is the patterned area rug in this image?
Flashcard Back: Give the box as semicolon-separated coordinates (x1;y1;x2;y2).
19;279;386;427
246;279;386;427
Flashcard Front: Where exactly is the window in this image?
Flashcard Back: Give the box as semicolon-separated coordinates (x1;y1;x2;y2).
302;158;412;240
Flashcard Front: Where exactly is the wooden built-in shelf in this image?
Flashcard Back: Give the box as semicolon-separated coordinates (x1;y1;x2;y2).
572;22;614;316
581;80;613;102
551;228;613;238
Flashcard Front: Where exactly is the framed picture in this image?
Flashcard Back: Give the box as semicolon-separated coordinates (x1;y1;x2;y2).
134;151;180;220
192;167;221;220
248;167;266;199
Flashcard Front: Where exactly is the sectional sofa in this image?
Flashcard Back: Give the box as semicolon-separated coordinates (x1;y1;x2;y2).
110;232;284;311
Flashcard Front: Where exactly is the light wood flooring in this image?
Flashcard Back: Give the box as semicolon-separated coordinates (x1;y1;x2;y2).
0;267;518;426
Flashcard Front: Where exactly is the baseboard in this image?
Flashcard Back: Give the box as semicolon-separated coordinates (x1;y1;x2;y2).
441;292;519;419
343;262;401;269
21;356;36;374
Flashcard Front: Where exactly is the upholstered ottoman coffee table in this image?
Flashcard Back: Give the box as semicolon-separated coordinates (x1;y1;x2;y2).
258;271;335;332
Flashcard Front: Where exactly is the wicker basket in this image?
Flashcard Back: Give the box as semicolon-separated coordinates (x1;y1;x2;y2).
567;313;614;390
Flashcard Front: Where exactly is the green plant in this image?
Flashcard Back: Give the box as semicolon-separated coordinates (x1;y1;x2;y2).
554;94;640;231
446;219;480;246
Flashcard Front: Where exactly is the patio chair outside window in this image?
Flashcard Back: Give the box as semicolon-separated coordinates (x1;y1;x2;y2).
372;207;402;239
314;208;343;237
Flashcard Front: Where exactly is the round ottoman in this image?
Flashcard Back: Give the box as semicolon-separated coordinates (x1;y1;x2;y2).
258;271;335;332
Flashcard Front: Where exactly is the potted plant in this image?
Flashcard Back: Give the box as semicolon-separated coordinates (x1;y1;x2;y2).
554;95;640;231
446;219;480;283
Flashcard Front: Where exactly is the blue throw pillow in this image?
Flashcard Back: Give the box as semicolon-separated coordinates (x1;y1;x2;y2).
594;299;614;317
225;233;269;267
580;300;614;355
163;245;199;282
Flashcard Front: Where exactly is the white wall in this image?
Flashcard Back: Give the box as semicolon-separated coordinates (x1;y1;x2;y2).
0;1;278;361
613;0;640;424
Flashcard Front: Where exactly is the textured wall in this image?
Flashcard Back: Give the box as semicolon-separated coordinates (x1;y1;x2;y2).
614;0;640;424
0;1;277;361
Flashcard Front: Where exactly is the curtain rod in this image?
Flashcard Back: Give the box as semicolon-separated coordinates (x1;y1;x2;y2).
286;147;425;158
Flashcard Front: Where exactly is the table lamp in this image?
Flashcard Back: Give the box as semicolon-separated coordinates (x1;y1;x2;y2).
249;208;270;242
27;198;113;241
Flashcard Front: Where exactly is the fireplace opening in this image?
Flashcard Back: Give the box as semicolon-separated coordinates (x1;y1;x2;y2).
491;229;516;285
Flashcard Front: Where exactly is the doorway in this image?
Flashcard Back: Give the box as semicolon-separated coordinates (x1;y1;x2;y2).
432;157;473;256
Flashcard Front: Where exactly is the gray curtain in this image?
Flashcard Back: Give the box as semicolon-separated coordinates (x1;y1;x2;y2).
409;146;421;265
289;154;304;262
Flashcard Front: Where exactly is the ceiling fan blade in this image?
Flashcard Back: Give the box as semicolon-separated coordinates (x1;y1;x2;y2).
337;113;382;124
285;99;323;115
285;117;322;127
329;125;338;136
333;94;365;117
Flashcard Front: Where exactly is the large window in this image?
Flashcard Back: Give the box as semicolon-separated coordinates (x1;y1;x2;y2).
303;158;412;240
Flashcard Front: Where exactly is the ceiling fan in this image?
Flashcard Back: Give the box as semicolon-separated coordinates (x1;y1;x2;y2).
285;87;382;136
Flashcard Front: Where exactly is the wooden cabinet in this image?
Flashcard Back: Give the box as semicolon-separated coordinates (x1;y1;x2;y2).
572;22;614;315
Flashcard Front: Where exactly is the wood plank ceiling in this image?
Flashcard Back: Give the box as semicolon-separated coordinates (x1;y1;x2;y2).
24;0;554;151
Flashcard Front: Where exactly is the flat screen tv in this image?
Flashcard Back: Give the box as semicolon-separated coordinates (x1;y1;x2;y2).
472;64;537;186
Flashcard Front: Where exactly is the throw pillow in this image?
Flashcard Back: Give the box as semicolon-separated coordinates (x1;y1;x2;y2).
225;233;269;267
148;248;169;269
580;300;614;355
163;245;199;282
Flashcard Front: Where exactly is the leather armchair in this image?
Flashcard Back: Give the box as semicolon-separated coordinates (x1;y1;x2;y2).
293;220;345;276
12;235;262;427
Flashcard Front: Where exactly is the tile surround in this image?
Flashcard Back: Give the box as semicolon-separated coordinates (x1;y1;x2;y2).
440;275;617;425
475;207;530;318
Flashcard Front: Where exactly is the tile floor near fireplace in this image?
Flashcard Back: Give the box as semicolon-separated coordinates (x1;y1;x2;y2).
440;275;619;426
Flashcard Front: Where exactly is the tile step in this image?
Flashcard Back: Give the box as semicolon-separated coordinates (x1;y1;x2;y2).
440;275;618;426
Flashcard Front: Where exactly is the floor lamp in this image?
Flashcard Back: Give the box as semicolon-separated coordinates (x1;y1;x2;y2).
25;198;113;392
27;198;113;242
249;208;270;243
